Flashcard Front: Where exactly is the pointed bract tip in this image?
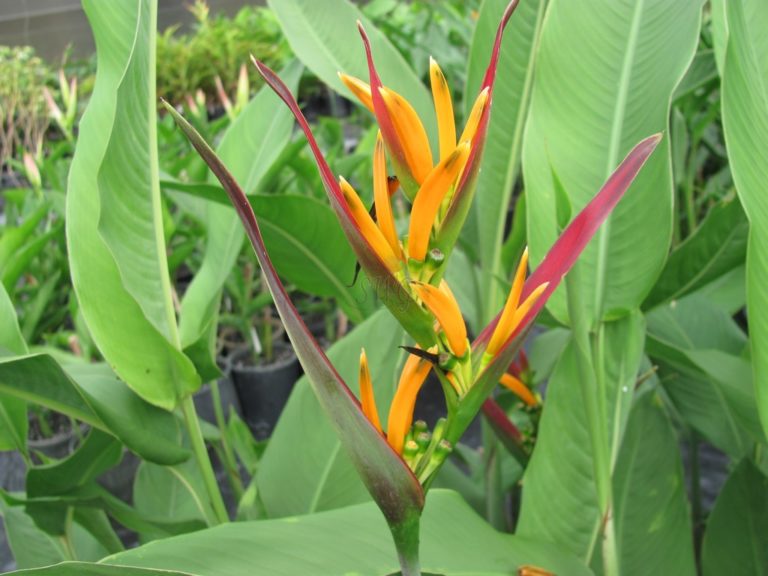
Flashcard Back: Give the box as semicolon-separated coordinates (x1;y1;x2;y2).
501;0;521;26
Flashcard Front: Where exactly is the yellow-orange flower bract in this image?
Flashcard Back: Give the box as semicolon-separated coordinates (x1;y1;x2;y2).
358;347;435;456
486;249;549;360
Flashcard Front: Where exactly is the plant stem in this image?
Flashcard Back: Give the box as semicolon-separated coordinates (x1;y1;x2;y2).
180;395;229;524
565;267;616;575
564;269;611;514
390;517;422;576
602;509;620;576
211;380;244;499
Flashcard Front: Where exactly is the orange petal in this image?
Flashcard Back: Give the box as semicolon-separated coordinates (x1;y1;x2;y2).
339;177;401;273
499;373;537;407
487;247;528;356
338;73;374;113
413;282;467;357
359;349;382;433
510;282;549;336
407;143;470;262
459;87;489;145
387;350;434;454
373;132;401;256
379;86;433;184
430;57;456;162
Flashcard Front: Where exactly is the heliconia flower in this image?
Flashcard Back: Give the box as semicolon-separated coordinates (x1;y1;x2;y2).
169;0;663;568
163;103;425;568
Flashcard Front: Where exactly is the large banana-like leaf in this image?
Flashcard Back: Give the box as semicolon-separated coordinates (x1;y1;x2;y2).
92;491;591;576
68;0;198;409
715;0;768;437
611;392;696;575
524;0;703;325
464;0;547;323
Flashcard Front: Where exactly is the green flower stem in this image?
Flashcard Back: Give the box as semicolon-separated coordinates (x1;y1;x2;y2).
180;394;229;524
390;515;422;576
564;266;616;575
210;380;244;499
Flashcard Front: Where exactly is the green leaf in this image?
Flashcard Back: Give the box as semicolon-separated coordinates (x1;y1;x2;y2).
267;0;435;140
0;355;189;465
525;0;703;324
8;565;196;576
612;392;696;576
179;61;304;377
68;0;198;411
644;195;748;309
133;460;212;539
702;459;768;576
252;195;373;321
257;309;403;517
0;202;48;282
464;0;547;323
517;312;644;560
0;283;27;452
646;295;763;458
0;494;67;569
717;0;768;437
27;429;122;498
103;491;591;576
24;429;123;536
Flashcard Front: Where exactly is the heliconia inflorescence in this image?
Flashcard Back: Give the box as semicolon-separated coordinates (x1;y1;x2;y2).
166;0;662;572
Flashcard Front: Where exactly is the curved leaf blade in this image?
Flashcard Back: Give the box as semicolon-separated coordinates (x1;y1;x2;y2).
164;105;425;531
717;0;768;437
68;0;198;410
0;355;189;465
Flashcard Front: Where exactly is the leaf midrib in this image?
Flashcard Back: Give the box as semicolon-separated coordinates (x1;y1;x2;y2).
593;0;645;319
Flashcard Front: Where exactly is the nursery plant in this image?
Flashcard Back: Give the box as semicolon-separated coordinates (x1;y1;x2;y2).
1;0;768;575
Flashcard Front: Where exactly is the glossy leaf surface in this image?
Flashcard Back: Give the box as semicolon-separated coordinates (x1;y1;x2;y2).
517;313;644;559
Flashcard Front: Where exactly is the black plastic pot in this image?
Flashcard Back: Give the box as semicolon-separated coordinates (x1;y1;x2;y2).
230;345;302;440
193;360;242;425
